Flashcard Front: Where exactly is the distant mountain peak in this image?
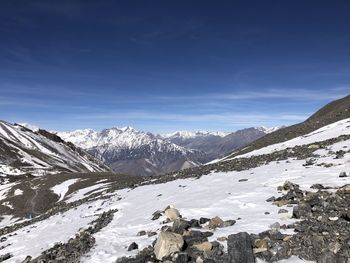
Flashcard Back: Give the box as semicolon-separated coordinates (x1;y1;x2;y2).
163;130;228;139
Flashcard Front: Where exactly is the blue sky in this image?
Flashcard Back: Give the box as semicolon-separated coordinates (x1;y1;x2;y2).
0;1;349;133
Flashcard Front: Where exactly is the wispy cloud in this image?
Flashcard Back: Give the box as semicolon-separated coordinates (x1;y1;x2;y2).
156;88;348;102
70;110;308;126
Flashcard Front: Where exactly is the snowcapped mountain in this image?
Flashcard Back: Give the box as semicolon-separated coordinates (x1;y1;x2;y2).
59;127;206;176
163;130;228;139
163;127;278;161
59;126;279;176
0;121;110;176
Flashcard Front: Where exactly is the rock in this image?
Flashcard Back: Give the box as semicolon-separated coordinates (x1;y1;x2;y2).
238;179;248;182
199;217;210;224
328;216;339;221
292;203;312;219
183;231;213;246
335;150;345;159
278;209;288;214
137;230;146;236
254;239;269;250
266;196;275;202
193;241;213;252
227;232;255;263
165;208;181;221
337;184;350;192
270;222;280;231
172;219;191;234
21;256;32;263
189;219;201;228
127;242;138;251
154;232;184;260
339;172;347;178
310;184;325;190
174;252;188;263
208;216;224;229
308;144;320;149
223;220;236;227
147;231;157;237
217;236;227;241
152;210;163;220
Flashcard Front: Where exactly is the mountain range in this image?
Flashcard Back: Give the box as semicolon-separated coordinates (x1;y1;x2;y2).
58;126;278;176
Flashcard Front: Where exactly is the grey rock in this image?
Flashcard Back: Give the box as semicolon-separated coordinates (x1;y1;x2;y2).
227;232;255;263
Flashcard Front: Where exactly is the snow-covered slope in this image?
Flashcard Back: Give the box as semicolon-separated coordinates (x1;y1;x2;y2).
0;121;109;176
59;127;206;176
229;118;350;159
1;115;349;262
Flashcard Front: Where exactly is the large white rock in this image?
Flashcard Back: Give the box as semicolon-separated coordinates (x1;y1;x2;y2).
164;207;181;221
154;232;184;260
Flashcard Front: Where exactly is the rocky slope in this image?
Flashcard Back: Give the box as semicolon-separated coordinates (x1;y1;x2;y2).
0;121;109;176
224;94;350;160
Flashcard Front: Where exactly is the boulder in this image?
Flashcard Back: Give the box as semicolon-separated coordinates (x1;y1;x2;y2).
227;232;255;263
154;232;184;260
208;216;224;229
165;208;181;221
292;203;312;219
127;242;138;251
172;219;191;234
193;241;213;252
339;172;347;178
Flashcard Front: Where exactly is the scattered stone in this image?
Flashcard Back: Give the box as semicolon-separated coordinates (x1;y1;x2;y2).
21;256;32;263
339;171;348;177
154;232;184;260
328;216;338;221
335;150;345;159
266;196;275;202
172;219;191;234
227;232;255;263
208;216;224;229
278;209;288;214
137;230;146;236
183;231;213;246
292;203;311;219
128;242;138;251
193;241;213;252
147;231;157;237
269;222;280;231
152;210;163;220
199;217;210;225
217;236;227;242
238;179;248;182
0;253;12;261
223;220;236;227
